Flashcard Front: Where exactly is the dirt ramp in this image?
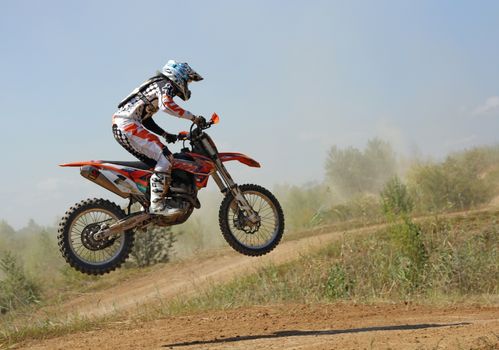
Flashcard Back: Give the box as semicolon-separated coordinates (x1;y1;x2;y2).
62;228;354;317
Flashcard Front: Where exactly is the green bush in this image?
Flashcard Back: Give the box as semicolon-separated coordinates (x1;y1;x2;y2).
129;226;176;267
388;218;428;292
408;148;496;212
324;264;353;299
0;251;41;313
380;176;414;216
422;217;499;296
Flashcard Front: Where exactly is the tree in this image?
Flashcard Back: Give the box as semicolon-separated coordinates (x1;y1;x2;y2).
0;220;15;237
325;138;397;199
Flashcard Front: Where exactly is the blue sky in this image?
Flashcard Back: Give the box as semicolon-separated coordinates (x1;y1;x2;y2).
1;0;499;228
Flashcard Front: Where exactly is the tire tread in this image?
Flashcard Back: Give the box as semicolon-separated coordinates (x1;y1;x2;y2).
218;184;284;256
58;198;134;275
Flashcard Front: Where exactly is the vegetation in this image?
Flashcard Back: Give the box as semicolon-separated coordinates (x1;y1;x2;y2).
407;148;497;212
0;219;179;316
380;176;414;216
164;211;498;311
274;183;331;228
129;226;176;267
325;138;397;199
0;252;41;314
278;143;499;231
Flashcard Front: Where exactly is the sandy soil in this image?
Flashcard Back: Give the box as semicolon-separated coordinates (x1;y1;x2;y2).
23;303;499;349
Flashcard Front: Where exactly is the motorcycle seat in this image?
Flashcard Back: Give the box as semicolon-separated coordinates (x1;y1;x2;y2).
173;152;194;161
102;160;152;170
102;153;193;171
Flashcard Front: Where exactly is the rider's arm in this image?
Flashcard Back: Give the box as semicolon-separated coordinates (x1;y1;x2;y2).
142;117;166;135
159;94;195;121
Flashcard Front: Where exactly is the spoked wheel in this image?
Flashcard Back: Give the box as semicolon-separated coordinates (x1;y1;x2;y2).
219;184;284;256
58;198;134;275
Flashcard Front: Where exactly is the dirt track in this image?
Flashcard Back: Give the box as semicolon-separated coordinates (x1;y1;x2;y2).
60;210;491;318
21;214;499;348
23;303;499;349
60;225;379;318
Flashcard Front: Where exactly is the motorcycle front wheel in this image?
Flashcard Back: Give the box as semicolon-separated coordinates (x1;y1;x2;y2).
219;184;285;256
58;198;134;275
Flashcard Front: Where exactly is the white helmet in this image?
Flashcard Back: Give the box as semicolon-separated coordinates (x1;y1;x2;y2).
161;60;203;101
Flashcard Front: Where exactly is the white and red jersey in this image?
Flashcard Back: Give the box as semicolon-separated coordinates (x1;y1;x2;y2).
112;77;194;173
113;78;194;123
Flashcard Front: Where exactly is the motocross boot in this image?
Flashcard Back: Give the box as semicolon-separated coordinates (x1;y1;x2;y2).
149;172;182;216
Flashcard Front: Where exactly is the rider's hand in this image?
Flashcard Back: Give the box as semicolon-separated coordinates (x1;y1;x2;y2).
192;115;207;127
162;132;178;144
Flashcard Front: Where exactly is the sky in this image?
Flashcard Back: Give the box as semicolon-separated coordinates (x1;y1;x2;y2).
1;0;499;228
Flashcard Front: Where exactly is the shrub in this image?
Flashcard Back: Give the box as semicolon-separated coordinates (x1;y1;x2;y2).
0;251;41;313
324;264;354;299
380;176;413;216
422;217;499;295
129;226;176;267
408;149;495;213
388;218;428;292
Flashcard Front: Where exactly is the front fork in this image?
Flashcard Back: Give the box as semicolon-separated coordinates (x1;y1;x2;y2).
211;161;260;225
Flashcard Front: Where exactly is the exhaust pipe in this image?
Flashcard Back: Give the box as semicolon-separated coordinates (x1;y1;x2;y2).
80;165;129;198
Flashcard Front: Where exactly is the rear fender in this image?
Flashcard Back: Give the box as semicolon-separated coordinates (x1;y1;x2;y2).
60;161;147;197
218;153;260;168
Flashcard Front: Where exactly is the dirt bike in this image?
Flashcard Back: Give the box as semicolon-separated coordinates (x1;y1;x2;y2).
58;113;285;275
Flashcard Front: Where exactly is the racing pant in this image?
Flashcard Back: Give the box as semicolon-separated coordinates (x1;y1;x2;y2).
112;117;172;172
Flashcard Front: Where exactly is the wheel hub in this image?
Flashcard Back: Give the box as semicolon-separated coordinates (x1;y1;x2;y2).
233;210;261;234
81;223;115;251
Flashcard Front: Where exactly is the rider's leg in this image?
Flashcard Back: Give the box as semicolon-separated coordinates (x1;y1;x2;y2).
149;152;182;216
112;120;180;216
112;123;157;167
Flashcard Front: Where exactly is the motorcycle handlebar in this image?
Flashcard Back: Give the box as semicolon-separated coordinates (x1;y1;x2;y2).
178;113;220;141
178;119;215;142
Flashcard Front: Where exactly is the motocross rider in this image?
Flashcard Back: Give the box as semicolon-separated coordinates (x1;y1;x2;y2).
112;60;205;216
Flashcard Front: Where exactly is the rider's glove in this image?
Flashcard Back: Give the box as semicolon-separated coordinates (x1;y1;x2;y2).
192;115;207;127
162;132;178;144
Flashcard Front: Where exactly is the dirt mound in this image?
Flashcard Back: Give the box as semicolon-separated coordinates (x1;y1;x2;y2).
23;303;499;349
59;225;381;318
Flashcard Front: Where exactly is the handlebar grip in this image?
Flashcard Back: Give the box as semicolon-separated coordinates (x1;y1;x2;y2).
178;131;190;140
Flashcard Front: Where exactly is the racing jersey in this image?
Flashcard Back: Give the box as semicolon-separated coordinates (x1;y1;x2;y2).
113;77;194;123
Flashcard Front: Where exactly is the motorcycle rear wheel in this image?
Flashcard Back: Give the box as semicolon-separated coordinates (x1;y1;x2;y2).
58;198;134;275
219;184;284;256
